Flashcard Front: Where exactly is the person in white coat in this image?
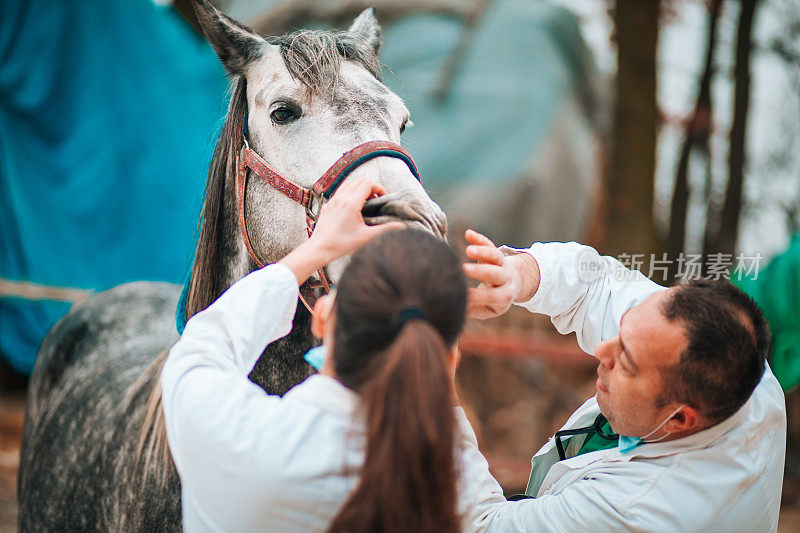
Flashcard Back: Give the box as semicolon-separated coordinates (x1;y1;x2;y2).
161;178;499;532
460;231;786;531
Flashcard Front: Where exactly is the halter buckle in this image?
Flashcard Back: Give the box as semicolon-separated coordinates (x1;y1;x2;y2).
305;189;324;232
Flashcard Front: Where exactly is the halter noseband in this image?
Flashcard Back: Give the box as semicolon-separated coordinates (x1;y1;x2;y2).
236;135;420;313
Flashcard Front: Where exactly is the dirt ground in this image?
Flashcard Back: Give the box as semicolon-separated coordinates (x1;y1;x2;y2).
0;387;23;533
2;357;800;531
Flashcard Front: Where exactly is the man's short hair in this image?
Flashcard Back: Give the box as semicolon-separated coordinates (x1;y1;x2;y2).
658;279;770;426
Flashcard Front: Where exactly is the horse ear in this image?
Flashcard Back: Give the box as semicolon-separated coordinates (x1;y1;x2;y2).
191;0;268;74
348;7;383;56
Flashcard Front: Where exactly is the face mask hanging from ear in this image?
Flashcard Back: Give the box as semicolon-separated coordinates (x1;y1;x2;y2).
618;404;685;453
304;290;336;372
304;345;327;371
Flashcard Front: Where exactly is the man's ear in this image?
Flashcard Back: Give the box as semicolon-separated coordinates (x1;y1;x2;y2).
664;405;703;434
348;7;382;56
191;0;269;74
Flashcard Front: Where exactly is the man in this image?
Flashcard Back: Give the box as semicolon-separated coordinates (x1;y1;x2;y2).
460;230;786;531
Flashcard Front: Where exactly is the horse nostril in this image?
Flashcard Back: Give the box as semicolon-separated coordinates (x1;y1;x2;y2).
361;193;416;225
361;196;386;219
362;194;448;240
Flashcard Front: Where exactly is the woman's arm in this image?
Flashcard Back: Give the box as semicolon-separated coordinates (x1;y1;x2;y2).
159;262;303;511
160;178;402;519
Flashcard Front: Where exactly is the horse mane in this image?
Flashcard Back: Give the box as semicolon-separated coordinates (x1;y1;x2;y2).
182;77;248;324
133;81;249;487
130;349;173;486
138;27;381;485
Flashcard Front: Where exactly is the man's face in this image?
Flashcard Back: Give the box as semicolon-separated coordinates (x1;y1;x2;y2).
594;289;688;437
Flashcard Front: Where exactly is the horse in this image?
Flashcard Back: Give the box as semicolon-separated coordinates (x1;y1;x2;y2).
17;1;446;530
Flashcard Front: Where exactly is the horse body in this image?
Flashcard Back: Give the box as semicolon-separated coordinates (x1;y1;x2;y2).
19;283;183;531
18;2;444;530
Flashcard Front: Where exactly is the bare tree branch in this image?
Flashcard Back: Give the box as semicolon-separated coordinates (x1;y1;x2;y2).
669;0;723;277
708;0;760;256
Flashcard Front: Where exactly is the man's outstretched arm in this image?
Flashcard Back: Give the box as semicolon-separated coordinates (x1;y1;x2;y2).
464;231;664;354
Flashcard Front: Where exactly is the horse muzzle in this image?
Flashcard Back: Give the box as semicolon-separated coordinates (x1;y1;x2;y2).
362;193;447;240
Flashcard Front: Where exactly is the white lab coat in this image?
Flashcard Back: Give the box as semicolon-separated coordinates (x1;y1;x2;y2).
160;263;498;532
466;242;786;532
162;243;786;533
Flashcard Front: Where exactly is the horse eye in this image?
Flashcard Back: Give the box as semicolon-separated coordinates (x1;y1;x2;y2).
270;106;296;125
400;122;406;135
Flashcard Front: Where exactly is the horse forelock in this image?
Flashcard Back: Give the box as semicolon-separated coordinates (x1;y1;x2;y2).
269;29;382;97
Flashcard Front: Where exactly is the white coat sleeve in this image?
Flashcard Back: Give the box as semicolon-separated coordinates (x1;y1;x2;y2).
510;242;665;355
469;477;641;533
454;408;506;530
159;263;299;495
456;406;638;533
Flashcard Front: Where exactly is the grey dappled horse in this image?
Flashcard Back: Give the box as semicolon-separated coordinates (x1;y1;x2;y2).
17;1;445;530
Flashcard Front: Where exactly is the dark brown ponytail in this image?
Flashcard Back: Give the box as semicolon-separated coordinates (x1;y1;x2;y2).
327;229;467;533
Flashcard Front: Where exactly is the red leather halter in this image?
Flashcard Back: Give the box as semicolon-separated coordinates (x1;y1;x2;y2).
235;136;420;312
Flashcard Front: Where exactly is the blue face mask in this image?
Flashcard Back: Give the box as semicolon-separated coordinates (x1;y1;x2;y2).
303;345;327;371
618;404;684;454
618;435;642;453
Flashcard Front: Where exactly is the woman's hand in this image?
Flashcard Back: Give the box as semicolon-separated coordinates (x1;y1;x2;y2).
280;178;404;285
308;178;404;263
463;229;539;319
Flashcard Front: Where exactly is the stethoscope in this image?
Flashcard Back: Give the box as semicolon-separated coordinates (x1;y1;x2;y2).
554;413;619;461
508;413;620;502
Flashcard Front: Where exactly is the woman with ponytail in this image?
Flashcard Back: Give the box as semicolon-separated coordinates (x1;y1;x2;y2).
325;212;465;533
161;177;503;532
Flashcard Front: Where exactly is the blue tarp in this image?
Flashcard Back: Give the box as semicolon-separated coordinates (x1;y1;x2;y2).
0;0;227;373
1;0;591;374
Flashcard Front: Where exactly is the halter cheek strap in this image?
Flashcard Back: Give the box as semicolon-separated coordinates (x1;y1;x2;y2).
240;141;312;206
235;139;419;270
236;137;421;314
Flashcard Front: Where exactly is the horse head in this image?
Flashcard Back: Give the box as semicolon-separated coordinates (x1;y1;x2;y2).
184;1;446;323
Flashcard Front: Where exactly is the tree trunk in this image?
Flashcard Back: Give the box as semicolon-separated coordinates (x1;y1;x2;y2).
604;0;661;266
707;0;759;256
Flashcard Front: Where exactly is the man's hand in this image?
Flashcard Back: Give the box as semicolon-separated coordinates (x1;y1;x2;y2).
463;229;539;319
280;178;404;285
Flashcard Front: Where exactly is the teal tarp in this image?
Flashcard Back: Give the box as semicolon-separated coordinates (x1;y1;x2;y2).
737;235;800;391
0;0;227;373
